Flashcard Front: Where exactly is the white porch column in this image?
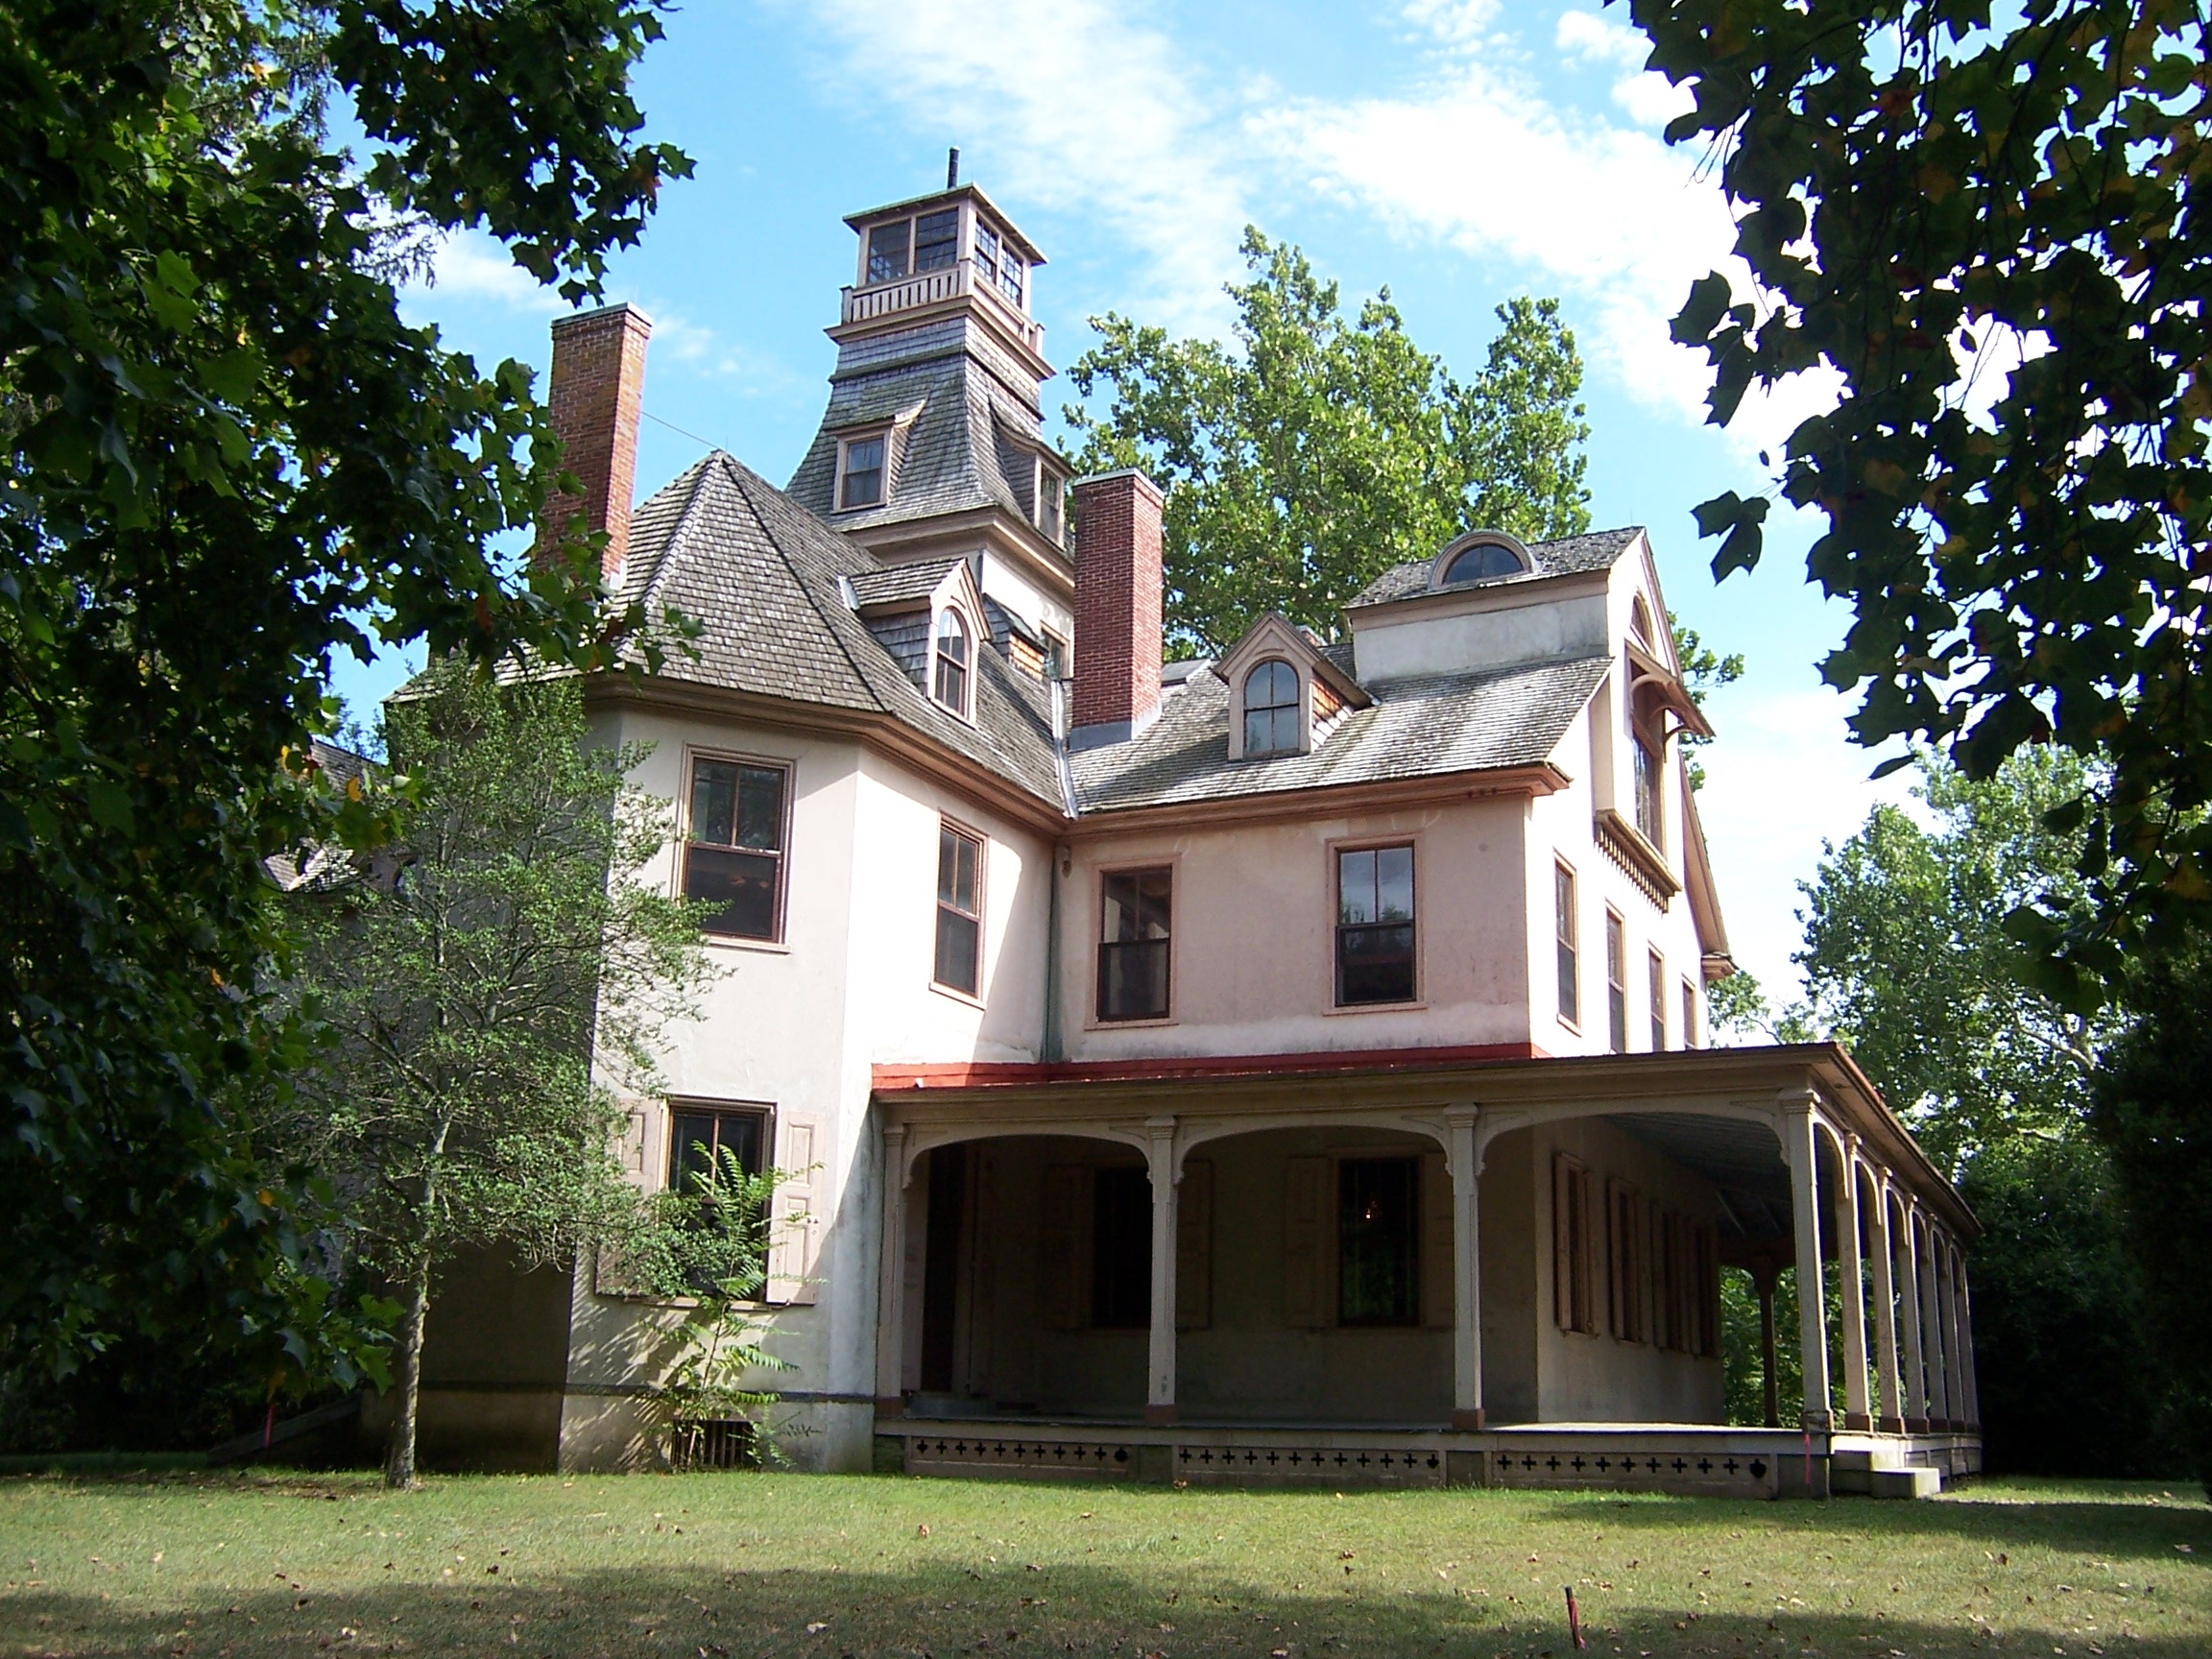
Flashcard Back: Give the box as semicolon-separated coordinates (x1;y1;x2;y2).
1940;1236;1967;1431
873;1123;910;1416
1447;1108;1484;1431
1868;1167;1904;1433
1835;1134;1871;1430
1144;1115;1180;1427
1898;1196;1928;1431
1918;1215;1951;1427
1960;1261;1982;1429
1782;1094;1833;1430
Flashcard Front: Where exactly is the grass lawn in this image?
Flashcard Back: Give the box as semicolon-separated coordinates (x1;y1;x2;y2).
1;1470;2205;1658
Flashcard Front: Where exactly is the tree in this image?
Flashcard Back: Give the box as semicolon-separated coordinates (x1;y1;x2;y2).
1628;0;2212;974
1066;230;1591;652
1;1;690;1383
1783;748;2181;1473
287;659;710;1487
1671;613;1743;790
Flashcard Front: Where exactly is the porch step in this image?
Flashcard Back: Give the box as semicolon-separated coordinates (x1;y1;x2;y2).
1868;1466;1943;1500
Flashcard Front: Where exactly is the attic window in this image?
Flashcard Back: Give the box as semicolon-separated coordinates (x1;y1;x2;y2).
1440;539;1528;585
838;435;885;510
1631;594;1655;645
1036;462;1064;541
1242;660;1301;757
933;610;971;715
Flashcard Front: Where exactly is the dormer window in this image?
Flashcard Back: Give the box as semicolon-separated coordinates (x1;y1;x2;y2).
1630;594;1655;646
1243;660;1302;757
1441;539;1528;585
933;610;971;715
838;435;886;510
1036;461;1064;541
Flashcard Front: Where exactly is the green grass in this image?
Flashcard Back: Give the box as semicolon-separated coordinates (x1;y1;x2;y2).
1;1470;2205;1657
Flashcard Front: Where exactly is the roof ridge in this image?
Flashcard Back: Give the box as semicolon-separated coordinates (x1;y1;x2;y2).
630;454;723;615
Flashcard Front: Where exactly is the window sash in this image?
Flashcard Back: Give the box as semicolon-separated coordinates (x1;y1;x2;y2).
1097;938;1169;1022
840;437;885;509
667;1107;767;1193
932;638;968;711
1606;914;1628;1052
685;759;786;940
1682;979;1699;1048
1554;864;1579;1023
913;208;958;271
1335;846;1415;1005
934;825;982;995
1648;950;1667;1050
1244;702;1300;755
866;221;910;284
1634;737;1664;845
1337;1157;1418;1326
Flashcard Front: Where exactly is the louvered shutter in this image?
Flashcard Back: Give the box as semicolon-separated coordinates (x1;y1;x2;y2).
1420;1150;1454;1330
1283;1155;1333;1328
1038;1165;1087;1331
1176;1159;1214;1332
765;1116;822;1305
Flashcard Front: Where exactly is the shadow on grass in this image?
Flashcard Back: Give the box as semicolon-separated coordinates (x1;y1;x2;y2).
4;1558;2205;1659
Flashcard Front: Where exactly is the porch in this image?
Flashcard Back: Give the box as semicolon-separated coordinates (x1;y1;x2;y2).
868;1044;1984;1498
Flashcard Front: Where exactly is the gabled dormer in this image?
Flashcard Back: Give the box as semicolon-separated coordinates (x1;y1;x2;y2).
1216;614;1372;762
844;556;993;725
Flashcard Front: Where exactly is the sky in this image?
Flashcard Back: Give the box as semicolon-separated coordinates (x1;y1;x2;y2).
341;0;1926;1005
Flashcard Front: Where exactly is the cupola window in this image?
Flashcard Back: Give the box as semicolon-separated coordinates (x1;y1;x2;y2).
974;221;1024;307
866;221;910;284
932;610;971;715
1242;660;1302;757
914;208;959;272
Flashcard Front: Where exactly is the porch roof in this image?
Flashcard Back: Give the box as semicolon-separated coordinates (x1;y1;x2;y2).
871;1042;1975;1240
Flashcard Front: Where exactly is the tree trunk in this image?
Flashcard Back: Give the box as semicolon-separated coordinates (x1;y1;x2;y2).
384;1257;432;1489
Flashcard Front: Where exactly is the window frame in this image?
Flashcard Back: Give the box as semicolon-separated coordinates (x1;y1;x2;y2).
1241;657;1304;758
1034;459;1064;542
1605;909;1629;1053
664;1099;772;1196
931;818;985;1000
835;430;889;511
1336;1155;1421;1328
1332;839;1419;1009
1648;948;1668;1051
1632;732;1665;848
680;748;794;947
1682;976;1701;1049
931;606;973;718
1094;861;1175;1025
1552;1151;1597;1335
1554;859;1581;1030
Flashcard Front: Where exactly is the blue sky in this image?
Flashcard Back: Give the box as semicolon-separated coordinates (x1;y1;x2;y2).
347;0;1921;1003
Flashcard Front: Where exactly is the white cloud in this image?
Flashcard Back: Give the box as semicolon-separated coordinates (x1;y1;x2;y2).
1610;70;1695;128
408;230;564;315
1554;9;1645;68
1405;0;1504;51
795;0;1252;330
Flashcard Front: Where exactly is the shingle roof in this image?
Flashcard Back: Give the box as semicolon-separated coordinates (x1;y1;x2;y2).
612;453;1063;805
849;561;961;608
1069;653;1608;813
1349;527;1645;608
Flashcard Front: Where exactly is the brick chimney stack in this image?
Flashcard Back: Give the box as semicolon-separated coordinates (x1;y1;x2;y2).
1070;469;1165;747
541;303;652;578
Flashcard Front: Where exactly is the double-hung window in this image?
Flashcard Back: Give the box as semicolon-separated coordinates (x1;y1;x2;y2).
838;435;885;510
1242;660;1301;757
1097;867;1171;1022
1682;977;1700;1048
1606;911;1628;1052
685;757;788;941
934;822;982;996
1634;734;1664;845
1554;862;1580;1025
932;610;970;715
1335;845;1416;1005
1648;950;1667;1050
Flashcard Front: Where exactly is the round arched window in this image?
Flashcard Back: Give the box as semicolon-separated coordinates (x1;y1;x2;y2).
933;610;970;714
1441;540;1527;585
1243;659;1301;756
1630;594;1654;645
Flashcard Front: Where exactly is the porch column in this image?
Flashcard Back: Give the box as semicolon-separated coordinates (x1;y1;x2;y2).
1447;1108;1484;1431
1781;1094;1833;1430
1144;1116;1180;1427
1834;1134;1870;1430
1754;1264;1780;1428
1939;1236;1967;1431
1868;1168;1904;1433
1960;1262;1982;1430
873;1124;910;1417
1918;1215;1951;1427
1899;1198;1928;1431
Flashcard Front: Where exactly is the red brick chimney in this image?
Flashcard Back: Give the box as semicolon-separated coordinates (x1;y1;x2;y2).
1070;469;1165;745
540;303;652;578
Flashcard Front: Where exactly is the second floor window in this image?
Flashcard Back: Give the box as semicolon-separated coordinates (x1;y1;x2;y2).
1097;867;1171;1022
932;610;970;714
1243;659;1300;757
1555;862;1580;1025
1648;950;1667;1050
1682;977;1700;1048
1606;911;1628;1052
685;757;787;941
934;823;982;996
1634;734;1664;846
1336;844;1415;1006
839;435;885;509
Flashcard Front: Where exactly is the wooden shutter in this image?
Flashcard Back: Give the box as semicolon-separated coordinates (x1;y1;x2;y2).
1420;1150;1454;1330
1283;1155;1334;1328
1552;1152;1576;1332
765;1116;822;1305
1176;1159;1214;1332
1038;1165;1087;1331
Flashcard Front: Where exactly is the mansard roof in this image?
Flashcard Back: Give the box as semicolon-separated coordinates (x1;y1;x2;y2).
1066;652;1609;814
1348;526;1646;608
609;452;1064;806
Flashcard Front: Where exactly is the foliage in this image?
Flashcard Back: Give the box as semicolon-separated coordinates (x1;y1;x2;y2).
0;0;689;1384
1066;230;1591;651
284;659;711;1485
2092;945;2212;1493
1630;0;2212;977
1670;613;1744;790
624;1143;791;1467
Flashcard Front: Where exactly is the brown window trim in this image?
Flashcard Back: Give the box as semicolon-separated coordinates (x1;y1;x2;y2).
932;818;985;998
682;749;793;945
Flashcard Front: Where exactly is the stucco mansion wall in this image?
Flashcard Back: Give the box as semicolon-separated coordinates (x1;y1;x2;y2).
1059;797;1535;1061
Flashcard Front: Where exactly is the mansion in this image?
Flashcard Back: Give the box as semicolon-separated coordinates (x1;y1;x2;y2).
392;177;1983;1498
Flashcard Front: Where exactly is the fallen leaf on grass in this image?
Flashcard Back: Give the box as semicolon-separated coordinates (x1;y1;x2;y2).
805;1621;828;1634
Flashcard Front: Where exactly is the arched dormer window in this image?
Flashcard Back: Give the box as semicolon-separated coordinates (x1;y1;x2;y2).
932;610;971;716
1243;659;1302;757
1432;529;1533;589
1630;594;1655;646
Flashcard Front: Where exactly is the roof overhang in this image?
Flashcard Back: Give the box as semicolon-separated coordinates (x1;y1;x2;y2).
843;183;1047;265
1063;762;1571;838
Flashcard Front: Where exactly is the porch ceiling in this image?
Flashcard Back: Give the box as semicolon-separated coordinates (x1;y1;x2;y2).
1606;1111;1793;1247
